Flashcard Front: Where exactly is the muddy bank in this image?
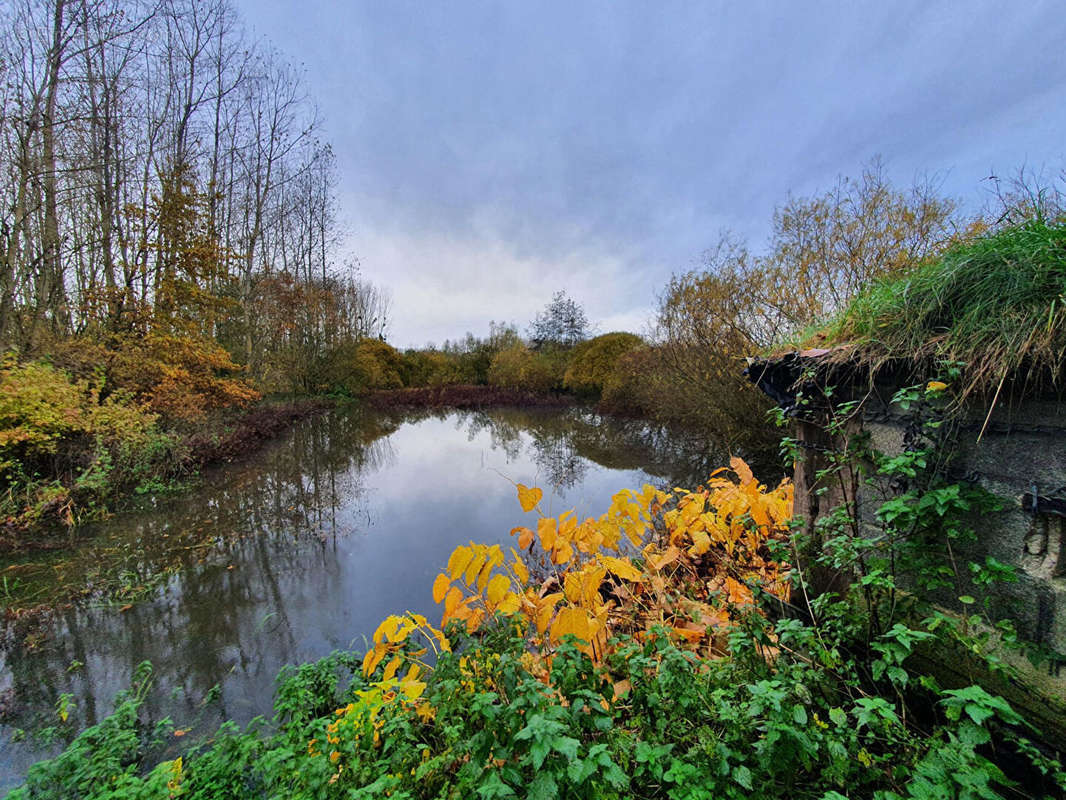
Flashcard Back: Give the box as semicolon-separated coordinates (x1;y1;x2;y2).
366;385;576;411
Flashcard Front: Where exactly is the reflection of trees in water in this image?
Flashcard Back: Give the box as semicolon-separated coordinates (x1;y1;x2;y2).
452;410;525;461
0;406;403;766
454;407;730;490
6;408;401;611
0;524;353;761
561;413;729;488
448;408;586;488
528;428;588;490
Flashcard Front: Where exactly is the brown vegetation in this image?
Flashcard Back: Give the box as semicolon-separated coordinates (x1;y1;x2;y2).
181;399;334;469
366;385;576;411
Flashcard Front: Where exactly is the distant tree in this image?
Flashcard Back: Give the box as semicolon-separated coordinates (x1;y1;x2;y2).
528;291;589;350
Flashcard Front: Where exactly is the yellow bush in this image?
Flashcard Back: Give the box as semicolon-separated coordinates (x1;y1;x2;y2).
319;339;405;395
563;332;643;396
52;334;260;421
487;345;560;393
363;457;793;679
0;361;87;458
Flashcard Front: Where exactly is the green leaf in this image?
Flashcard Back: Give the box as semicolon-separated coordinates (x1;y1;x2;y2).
527;772;558;800
567;758;597;784
552;736;580;760
733;764;754;790
476;771;517;799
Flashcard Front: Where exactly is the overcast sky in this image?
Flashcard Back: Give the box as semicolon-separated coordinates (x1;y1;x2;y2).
237;0;1066;348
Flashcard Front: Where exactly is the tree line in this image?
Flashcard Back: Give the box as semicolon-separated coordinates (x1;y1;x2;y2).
1;0;387;389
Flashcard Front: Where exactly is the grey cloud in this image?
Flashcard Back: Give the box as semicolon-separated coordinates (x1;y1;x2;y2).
240;0;1066;344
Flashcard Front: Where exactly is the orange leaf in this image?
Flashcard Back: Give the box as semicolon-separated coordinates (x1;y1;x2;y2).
443;586;464;620
513;526;535;550
672;626;704;643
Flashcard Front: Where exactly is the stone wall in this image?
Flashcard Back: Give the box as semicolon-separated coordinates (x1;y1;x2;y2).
860;396;1066;656
793;393;1066;744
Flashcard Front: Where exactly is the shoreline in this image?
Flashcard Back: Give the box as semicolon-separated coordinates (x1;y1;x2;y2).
365;384;578;411
0;397;335;554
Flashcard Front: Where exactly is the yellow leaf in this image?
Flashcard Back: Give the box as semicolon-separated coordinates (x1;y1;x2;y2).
416;702;435;722
552;606;592;645
399;679;427;701
509;549;530;584
730;456;755;486
373;615;401;644
688;529;711;555
563;571;582;604
598;555;642;582
496;592;521;614
535;593;563;634
382;656;403;681
559;510;577;539
517;484;543;512
476;548;502;592
464;548;487;585
551;539;574;565
447;546;475;581
443;586;464;620
538;517;557;552
926;380;947;392
432;573;451;604
486;573;511;606
647;545;681;572
362;646;386;677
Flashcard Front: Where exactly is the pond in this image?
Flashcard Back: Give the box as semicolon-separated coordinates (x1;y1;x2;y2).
0;405;722;790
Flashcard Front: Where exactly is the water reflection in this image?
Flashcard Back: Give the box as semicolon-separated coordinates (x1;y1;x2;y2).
0;405;719;789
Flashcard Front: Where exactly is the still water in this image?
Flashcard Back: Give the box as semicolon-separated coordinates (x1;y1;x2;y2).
0;405;718;789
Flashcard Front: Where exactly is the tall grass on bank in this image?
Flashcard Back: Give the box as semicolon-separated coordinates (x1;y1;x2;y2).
822;218;1066;402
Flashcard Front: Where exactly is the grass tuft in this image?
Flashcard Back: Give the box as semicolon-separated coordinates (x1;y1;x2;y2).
816;217;1066;402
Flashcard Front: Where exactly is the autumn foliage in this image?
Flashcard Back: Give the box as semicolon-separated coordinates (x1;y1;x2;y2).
356;458;793;714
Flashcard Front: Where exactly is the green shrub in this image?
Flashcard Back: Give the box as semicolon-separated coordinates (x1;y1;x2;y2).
399;349;464;387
